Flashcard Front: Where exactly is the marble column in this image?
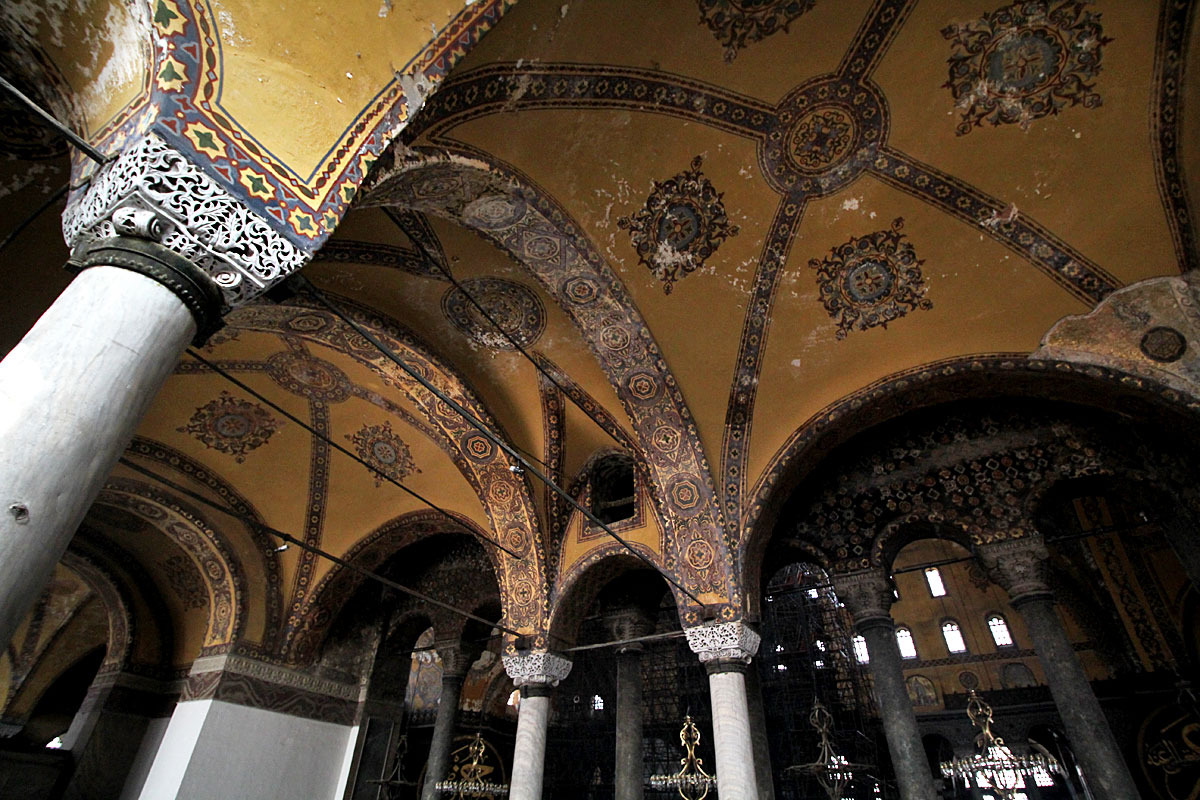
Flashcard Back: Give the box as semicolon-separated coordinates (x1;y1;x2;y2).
0;238;224;650
978;536;1142;800
833;570;936;800
420;642;479;800
744;665;776;800
684;621;760;800
615;647;644;800
502;652;572;800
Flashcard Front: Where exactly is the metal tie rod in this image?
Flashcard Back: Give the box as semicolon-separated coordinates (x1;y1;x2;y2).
296;276;706;608
117;456;520;637
0;75;109;165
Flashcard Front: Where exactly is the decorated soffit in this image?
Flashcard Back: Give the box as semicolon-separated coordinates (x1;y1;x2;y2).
2;0;517;250
373;0;1197;543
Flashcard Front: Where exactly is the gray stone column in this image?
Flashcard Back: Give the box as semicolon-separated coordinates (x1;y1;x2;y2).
978;536;1142;800
0;238;224;650
420;643;479;800
502;652;572;800
833;570;936;800
744;664;776;800
615;647;644;800
684;621;760;800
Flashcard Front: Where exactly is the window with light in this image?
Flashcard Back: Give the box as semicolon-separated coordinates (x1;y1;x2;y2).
896;626;918;659
987;614;1014;647
591;694;605;711
925;567;947;597
853;634;870;664
942;620;967;653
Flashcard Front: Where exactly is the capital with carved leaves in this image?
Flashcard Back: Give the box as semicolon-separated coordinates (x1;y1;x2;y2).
502;652;573;697
831;569;896;633
684;621;760;674
974;535;1052;606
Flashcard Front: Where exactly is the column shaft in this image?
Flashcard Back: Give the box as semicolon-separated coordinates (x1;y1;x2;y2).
706;667;756;800
615;650;643;800
0;267;195;648
859;621;937;800
509;691;551;800
420;675;465;800
1014;595;1141;799
744;665;776;800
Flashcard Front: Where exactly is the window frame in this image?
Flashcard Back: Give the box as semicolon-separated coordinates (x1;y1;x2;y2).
895;626;918;660
987;613;1015;648
940;618;968;654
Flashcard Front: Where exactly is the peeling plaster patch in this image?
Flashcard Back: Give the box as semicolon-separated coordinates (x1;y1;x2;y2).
982;203;1019;229
216;8;251;46
398;71;436;118
0;161;53;199
841;197;860;211
378;0;392;16
560;4;569;18
790;358;803;367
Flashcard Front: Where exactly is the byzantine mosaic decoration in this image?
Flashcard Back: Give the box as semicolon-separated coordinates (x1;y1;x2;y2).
179;390;282;462
809;217;933;339
346;421;421;487
942;0;1113;135
696;0;818;61
68;0;515;248
441;277;547;350
619;156;740;294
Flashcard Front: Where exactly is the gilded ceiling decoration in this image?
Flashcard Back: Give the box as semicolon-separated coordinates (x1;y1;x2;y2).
1140;326;1188;364
345;422;421;487
159;554;208;611
942;0;1113;135
441;276;547;349
696;0;817;62
178;390;282;463
808;217;932;339
617;156;739;294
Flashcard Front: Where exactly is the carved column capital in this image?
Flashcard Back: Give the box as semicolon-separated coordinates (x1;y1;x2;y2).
436;639;484;680
684;621;761;671
602;607;656;654
62;133;309;309
975;535;1052;605
831;569;896;631
502;652;572;692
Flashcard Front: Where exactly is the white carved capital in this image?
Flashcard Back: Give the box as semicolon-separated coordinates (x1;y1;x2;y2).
684;621;761;664
502;652;573;688
62;133;309;308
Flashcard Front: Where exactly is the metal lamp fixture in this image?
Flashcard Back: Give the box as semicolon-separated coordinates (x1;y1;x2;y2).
786;700;872;799
648;715;718;799
434;732;510;797
939;690;1061;799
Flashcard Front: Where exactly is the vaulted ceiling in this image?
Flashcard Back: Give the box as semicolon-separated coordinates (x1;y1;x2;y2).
1;0;1196;665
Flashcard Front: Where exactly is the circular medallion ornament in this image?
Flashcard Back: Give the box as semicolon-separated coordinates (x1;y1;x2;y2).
760;75;888;197
1140;326;1187;363
462;194;527;230
179;390;282;462
266;351;352;403
958;671;980;690
345;421;419;486
685;539;715;570
442;277;546;351
983;26;1067;97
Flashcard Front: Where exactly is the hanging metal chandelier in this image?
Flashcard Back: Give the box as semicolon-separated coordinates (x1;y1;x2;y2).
787;699;872;799
648;715;718;799
434;732;510;797
939;690;1061;799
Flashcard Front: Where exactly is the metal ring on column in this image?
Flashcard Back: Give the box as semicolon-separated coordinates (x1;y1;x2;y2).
69;237;225;346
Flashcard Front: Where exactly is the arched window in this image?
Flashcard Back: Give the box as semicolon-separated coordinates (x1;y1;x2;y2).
853;634;870;664
590;454;637;524
924;567;947;597
987;614;1014;647
896;626;918;659
941;620;968;654
591;694;605;711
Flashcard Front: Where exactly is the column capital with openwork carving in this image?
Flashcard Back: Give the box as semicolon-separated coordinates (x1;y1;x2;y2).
974;535;1052;605
502;652;572;690
684;620;761;668
831;569;896;631
62;133;309;310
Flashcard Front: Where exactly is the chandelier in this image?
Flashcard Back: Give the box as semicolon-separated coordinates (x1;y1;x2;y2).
939;690;1061;799
434;732;510;797
786;700;872;799
649;715;718;799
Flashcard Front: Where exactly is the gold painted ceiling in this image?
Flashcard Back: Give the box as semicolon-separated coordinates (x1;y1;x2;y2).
2;0;1197;672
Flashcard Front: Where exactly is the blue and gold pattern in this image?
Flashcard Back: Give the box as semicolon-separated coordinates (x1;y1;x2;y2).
618;156;740;294
942;0;1113;135
809;218;932;339
179;390;281;462
696;0;817;61
345;421;420;487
